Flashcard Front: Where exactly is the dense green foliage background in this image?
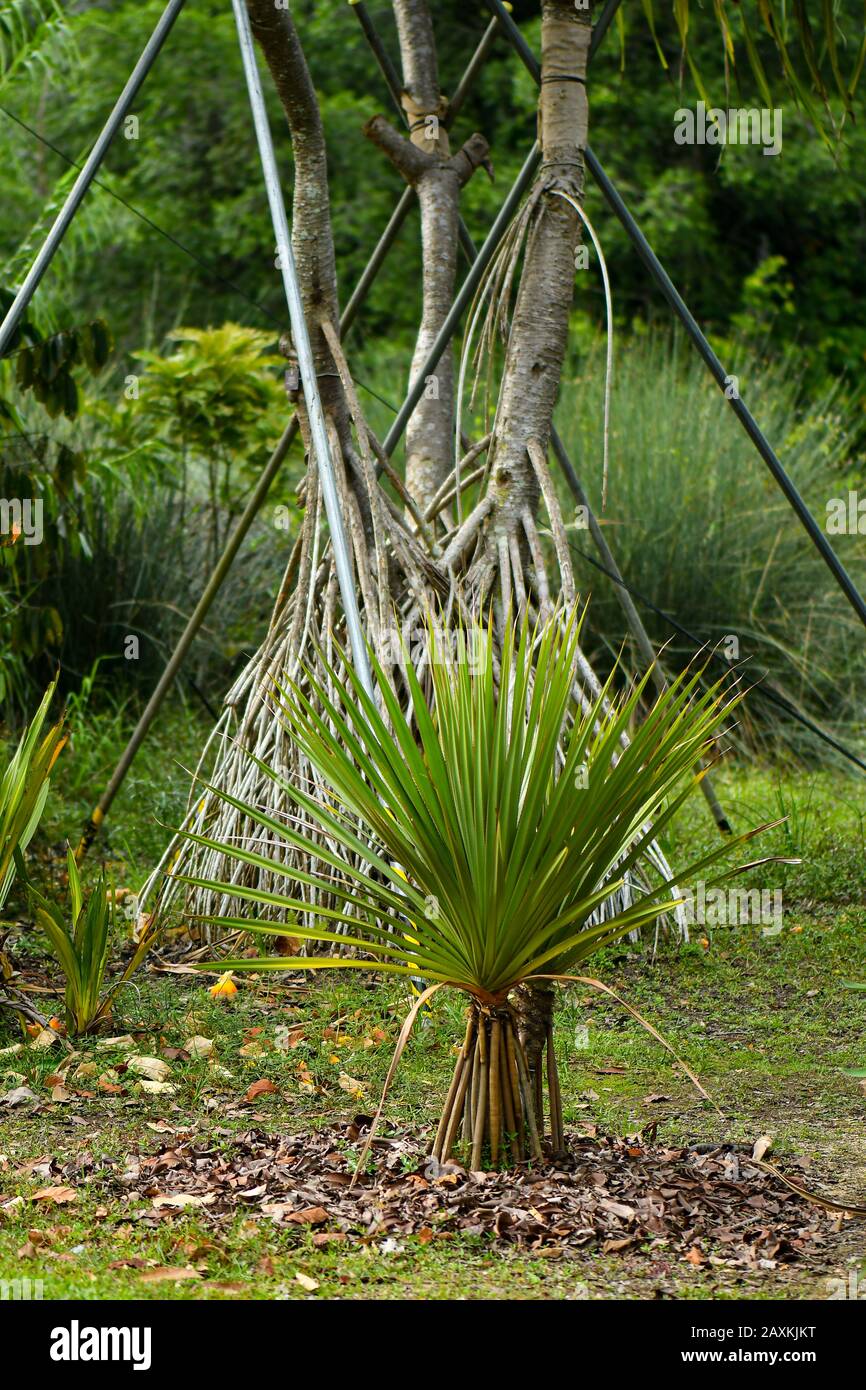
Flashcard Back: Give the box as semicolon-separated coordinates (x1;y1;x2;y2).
1;0;864;752
3;1;863;369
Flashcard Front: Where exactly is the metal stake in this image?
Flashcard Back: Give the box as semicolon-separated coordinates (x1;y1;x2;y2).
0;0;187;357
232;0;373;700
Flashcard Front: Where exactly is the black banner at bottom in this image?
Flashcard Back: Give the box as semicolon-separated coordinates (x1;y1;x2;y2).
2;1294;861;1373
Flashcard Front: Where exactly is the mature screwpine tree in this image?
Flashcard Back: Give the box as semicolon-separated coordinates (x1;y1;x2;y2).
150;0;862;1116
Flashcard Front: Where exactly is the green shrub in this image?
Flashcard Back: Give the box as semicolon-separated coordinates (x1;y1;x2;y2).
183;611;757;1166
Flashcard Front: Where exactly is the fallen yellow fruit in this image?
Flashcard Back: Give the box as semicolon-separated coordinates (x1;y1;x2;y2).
209;972;238;998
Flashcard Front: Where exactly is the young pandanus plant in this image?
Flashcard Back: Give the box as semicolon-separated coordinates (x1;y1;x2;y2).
179;610;762;1167
1;679;66;913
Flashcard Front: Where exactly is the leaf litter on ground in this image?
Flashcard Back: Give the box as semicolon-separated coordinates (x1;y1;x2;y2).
60;1118;860;1271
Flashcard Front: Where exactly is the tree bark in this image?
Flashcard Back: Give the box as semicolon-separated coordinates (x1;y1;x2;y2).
482;0;591;542
481;0;592;1083
245;0;343;424
513;979;556;1130
366;0;490;509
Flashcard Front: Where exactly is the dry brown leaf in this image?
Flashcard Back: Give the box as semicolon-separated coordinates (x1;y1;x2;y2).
127;1055;171;1082
0;1085;39;1107
137;1079;177;1095
274;1025;306;1052
338;1072;366;1098
245;1078;278;1101
32;1186;77;1205
285;1206;328;1226
261;1202;294;1220
97;1075;125;1095
138;1265;201;1282
152;1194;215;1210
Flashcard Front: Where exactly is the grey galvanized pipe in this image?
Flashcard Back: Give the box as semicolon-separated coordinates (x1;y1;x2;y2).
0;0;188;357
233;0;374;700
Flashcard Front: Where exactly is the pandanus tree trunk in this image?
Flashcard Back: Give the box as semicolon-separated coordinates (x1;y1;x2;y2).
472;0;592;1151
483;0;589;538
366;0;490;507
431;995;564;1168
513;980;558;1140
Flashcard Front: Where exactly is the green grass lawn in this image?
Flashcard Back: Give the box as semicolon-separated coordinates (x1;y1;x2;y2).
1;703;866;1300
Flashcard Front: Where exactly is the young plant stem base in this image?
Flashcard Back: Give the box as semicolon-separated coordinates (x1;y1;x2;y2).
430;1001;564;1169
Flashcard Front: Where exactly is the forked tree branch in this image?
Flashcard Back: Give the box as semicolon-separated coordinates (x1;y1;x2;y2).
359;0;491;508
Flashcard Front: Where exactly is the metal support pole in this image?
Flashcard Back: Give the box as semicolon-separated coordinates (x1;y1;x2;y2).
382;141;540;458
75;414;299;858
0;0;187;357
484;0;866;637
448;17;501;123
339;187;414;332
551;430;732;834
232;0;374;700
78;0;503;857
